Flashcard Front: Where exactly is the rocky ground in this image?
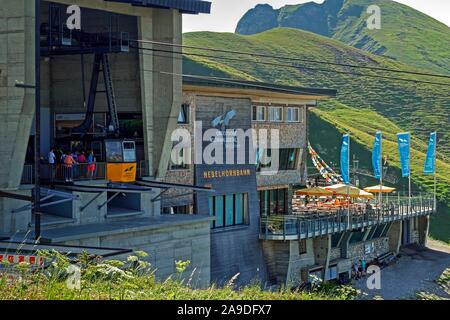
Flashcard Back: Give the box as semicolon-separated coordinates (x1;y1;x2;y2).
353;240;450;300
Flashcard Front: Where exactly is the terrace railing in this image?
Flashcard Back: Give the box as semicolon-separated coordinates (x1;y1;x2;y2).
40;163;107;182
260;196;434;240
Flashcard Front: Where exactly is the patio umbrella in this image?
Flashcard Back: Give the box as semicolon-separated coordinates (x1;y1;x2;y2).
324;183;348;191
328;185;373;198
363;185;396;193
295;187;333;197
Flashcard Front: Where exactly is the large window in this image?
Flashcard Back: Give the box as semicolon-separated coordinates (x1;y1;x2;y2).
209;193;248;229
259;188;288;216
287;107;300;122
252;106;266;121
256;148;299;171
178;104;190;124
268;107;283;122
169;144;190;170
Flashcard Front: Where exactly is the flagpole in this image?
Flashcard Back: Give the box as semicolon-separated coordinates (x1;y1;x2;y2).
347;133;350;228
379;132;383;205
434;131;437;211
408;134;411;215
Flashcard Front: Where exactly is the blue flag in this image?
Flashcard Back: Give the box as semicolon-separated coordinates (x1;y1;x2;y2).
424;132;437;174
340;134;350;184
372;132;382;179
397;132;410;178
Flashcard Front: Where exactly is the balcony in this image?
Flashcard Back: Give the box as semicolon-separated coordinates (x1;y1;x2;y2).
260;196;434;240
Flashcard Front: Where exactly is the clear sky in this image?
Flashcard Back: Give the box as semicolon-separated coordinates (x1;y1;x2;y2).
183;0;450;33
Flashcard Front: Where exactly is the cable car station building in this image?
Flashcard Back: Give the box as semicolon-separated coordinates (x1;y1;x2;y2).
0;0;434;288
0;0;213;286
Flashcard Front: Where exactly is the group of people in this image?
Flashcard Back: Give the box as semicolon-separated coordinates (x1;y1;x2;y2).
48;147;96;182
352;257;367;280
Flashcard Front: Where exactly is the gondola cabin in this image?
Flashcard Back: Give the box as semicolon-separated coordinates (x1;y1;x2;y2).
105;139;137;183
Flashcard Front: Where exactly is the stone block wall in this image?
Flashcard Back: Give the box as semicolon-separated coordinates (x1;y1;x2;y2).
346;237;389;264
60;218;211;287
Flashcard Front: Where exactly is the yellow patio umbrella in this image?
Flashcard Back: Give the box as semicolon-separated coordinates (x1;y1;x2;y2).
324;183;348;191
295;187;334;197
357;190;375;199
327;185;374;198
364;185;396;193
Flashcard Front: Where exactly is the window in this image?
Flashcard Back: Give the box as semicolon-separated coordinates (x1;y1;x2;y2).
252;106;266;121
105;140;123;163
268;107;283;122
259;188;288;216
169;145;190;170
162;205;193;215
325;266;338;281
299;239;307;255
178;104;189;124
257;148;299;171
209;193;248;229
287;107;300;122
122;141;136;162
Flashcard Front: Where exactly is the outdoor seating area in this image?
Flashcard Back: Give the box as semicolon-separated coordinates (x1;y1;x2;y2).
292;183;379;216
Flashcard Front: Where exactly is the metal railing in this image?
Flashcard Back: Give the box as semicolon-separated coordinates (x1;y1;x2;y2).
21;164;34;184
260;196;434;240
40;163;107;182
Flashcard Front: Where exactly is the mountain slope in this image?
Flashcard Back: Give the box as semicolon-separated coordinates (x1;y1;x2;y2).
183;29;450;157
235;0;450;73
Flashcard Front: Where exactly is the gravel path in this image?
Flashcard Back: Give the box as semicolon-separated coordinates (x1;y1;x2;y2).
353;241;450;300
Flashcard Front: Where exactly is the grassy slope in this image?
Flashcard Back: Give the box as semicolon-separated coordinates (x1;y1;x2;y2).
182;28;450;242
332;0;450;73
183;29;449;159
236;0;450;73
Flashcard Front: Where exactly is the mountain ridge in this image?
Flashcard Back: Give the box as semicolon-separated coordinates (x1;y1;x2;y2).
235;0;450;73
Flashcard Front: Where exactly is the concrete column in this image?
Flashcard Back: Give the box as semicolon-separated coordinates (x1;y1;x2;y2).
139;9;182;179
418;215;430;247
339;231;353;258
387;220;402;254
0;1;36;190
313;235;331;280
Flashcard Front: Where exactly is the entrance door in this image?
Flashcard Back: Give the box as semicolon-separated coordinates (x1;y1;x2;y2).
402;219;411;245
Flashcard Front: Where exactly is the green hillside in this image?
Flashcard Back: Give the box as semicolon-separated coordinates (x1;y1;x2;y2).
182;28;450;242
235;0;450;73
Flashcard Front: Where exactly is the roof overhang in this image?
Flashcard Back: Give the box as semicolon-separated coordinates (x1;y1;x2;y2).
105;0;211;14
182;76;337;102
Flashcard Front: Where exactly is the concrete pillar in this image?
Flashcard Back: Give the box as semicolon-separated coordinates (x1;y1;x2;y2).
139;9;182;178
313;235;331;280
418;215;430;247
339;231;353;258
0;1;36;190
387;220;402;254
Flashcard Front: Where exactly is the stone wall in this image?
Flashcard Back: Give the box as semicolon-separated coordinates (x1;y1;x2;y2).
346;237;389;264
330;247;341;261
60;218;211;288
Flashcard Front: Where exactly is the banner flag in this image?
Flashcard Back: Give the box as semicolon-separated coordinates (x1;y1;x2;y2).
372;131;382;179
424;132;437;174
340;134;350;184
397;132;410;178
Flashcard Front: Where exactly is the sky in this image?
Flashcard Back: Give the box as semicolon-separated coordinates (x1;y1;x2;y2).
183;0;450;33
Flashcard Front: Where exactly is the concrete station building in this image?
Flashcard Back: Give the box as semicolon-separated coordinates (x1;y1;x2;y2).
0;0;434;288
